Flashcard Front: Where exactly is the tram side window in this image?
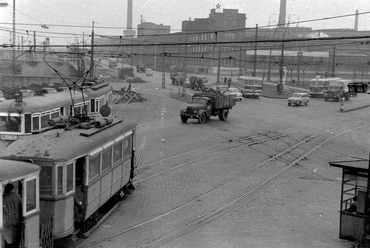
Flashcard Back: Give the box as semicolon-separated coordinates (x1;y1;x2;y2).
123;136;132;158
41;112;50;129
57;166;63;195
50;110;59;120
66;163;74;193
40;166;52;196
90;99;95;113
26;178;36;212
102;147;112;172
32;115;40;131
0;116;7;131
89;155;101;181
113;140;123;164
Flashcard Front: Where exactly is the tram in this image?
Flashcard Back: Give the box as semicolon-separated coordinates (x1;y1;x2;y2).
0;160;41;248
0;116;137;246
0;80;113;149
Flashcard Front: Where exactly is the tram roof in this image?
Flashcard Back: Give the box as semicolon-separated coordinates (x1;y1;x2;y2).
0;159;40;183
0;91;87;113
329;159;370;172
0;119;137;162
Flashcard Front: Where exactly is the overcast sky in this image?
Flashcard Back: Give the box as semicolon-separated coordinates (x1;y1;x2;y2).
0;0;369;46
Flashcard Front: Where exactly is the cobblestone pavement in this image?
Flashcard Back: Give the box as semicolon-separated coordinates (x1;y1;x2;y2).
82;68;370;248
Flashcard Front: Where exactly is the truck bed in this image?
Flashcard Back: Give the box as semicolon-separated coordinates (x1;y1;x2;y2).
193;93;235;109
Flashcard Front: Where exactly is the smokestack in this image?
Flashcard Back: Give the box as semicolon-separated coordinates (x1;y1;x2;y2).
123;0;136;37
355;10;359;31
278;0;286;29
127;0;133;29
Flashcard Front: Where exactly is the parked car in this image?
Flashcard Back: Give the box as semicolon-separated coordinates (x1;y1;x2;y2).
287;93;309;106
215;85;228;93
224;87;243;101
145;69;153;76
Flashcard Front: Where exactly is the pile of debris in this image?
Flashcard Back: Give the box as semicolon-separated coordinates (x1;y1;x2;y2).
113;88;147;104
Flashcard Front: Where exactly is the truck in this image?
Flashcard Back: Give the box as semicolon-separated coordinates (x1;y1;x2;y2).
179;92;236;124
170;72;186;85
136;63;146;73
324;79;351;101
189;76;208;91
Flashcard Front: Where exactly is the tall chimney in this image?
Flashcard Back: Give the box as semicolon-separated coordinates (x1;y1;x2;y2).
127;0;133;29
278;0;287;29
123;0;136;37
354;10;359;31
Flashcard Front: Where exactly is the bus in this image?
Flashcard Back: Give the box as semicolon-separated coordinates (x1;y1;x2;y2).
0;81;113;148
309;77;341;98
237;76;263;98
0;117;137;245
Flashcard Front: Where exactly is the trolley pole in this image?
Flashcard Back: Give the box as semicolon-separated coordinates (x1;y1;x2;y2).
161;46;165;89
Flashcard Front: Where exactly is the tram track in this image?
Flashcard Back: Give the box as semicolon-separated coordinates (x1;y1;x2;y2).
80;118;370;248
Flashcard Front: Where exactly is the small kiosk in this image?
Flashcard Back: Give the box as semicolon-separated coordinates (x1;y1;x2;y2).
330;159;370;245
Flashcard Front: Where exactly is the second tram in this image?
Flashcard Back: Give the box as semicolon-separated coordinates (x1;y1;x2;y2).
0;117;137;246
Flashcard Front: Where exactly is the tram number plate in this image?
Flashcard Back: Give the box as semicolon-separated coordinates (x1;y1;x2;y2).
1;134;17;141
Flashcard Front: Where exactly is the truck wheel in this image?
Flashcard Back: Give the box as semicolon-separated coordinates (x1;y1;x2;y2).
198;112;206;124
181;116;188;123
219;109;228;121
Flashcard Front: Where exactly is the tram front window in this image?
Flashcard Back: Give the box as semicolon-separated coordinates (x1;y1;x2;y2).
0;116;21;132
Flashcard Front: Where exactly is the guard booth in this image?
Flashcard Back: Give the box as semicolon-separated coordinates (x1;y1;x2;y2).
330;159;370;245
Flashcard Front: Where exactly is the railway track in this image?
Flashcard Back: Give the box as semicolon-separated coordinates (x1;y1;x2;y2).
79;115;370;247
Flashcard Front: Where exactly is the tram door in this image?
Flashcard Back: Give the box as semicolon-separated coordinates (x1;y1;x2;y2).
75;157;86;222
2;181;23;248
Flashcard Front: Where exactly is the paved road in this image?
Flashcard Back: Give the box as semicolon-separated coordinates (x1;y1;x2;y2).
79;67;370;248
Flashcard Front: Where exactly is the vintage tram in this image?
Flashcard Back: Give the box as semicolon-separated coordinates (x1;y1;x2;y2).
0;80;113;149
0;116;137;246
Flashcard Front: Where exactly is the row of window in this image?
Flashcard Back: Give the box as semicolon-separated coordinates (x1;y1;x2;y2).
0;94;109;134
39;134;132;197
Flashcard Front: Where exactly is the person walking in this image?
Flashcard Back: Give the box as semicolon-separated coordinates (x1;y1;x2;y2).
3;183;22;248
224;77;227;84
227;77;232;87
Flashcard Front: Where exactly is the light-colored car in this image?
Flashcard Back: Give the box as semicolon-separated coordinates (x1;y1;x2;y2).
224;87;243;101
145;69;153;76
287;93;309;106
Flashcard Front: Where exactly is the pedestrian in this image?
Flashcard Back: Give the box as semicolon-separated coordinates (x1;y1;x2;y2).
3;183;22;248
347;196;357;213
224;77;227;84
227;77;231;87
127;83;132;93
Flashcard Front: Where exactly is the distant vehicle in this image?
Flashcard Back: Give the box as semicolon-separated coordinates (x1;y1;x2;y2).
170;72;186;85
145;69;153;76
215;85;228;93
287;93;310;106
0;90;6;102
324;79;351;101
108;58;118;68
237;76;263;98
136;63;146;73
224;87;243;101
189;76;208;91
309;77;341;98
179;91;235;124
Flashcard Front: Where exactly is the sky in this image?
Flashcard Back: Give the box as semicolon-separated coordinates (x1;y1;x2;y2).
0;0;369;46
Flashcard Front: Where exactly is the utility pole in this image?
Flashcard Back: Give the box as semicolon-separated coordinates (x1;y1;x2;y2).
33;31;36;52
239;46;242;76
252;24;258;77
217;46;221;83
12;0;15;88
331;45;336;77
90;21;95;80
182;44;187;96
161;46;165;89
